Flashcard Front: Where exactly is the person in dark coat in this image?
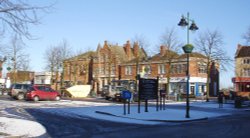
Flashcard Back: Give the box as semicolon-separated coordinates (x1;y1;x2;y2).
218;92;223;108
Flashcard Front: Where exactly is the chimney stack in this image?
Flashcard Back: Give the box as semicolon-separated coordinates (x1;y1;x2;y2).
160;45;166;56
124;40;131;59
104;40;109;48
237;44;242;49
133;42;139;57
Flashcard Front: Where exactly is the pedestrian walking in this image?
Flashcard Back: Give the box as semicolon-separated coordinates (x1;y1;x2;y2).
218;92;223;108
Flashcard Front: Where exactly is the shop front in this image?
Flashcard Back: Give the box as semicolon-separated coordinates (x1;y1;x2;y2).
169;77;207;97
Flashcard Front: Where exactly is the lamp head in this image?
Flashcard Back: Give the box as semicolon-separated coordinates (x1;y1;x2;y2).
178;16;188;27
189;21;199;31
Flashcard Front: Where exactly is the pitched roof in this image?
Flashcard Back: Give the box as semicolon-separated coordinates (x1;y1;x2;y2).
109;45;128;62
123;56;149;64
64;51;96;62
178;52;207;59
150;50;179;61
235;45;250;58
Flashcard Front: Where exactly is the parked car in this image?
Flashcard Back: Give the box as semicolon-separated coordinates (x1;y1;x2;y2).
102;85;126;101
9;83;32;100
26;85;61;101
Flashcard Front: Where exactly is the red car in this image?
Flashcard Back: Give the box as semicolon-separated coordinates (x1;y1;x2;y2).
26;85;61;101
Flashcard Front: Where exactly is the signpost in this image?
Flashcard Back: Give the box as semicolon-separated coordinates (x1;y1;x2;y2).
121;90;132;115
160;90;166;110
138;77;159;113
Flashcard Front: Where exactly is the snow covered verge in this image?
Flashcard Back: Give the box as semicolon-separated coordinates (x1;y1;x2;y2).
0;117;46;138
0;99;237;137
36;102;233;125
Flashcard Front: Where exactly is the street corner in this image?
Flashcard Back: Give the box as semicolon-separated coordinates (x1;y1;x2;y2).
93;105;229;124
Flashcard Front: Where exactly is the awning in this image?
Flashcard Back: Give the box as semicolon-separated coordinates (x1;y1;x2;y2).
232;77;250;83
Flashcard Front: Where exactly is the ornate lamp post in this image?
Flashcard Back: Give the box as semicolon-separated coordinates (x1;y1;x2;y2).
178;12;198;118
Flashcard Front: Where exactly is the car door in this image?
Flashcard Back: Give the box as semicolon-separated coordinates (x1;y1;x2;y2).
36;86;47;100
45;87;55;100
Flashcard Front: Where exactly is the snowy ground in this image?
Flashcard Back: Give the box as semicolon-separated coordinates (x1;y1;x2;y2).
0;99;240;137
0;117;46;137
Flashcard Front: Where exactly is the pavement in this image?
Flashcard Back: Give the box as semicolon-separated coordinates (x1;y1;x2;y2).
92;99;238;123
1;95;249;137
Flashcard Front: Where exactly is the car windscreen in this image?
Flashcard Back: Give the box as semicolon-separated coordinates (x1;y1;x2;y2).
23;84;31;89
116;87;126;91
27;86;35;91
14;84;22;89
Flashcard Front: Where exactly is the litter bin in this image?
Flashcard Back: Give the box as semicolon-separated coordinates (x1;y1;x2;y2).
235;97;242;108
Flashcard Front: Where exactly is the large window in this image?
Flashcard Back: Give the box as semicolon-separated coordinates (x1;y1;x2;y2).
125;66;132;75
171;64;186;74
111;65;115;75
243;68;250;76
243;58;250;64
197;62;207;74
67;65;71;75
158;64;166;74
198;65;207;74
176;64;182;74
100;68;105;75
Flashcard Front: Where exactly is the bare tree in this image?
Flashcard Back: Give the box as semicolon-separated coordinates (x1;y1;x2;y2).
44;45;57;84
0;0;52;39
4;35;30;82
159;27;183;97
131;34;151;55
19;55;30;71
58;39;73;61
160;27;183;53
242;26;250;45
195;30;232;101
44;40;72;89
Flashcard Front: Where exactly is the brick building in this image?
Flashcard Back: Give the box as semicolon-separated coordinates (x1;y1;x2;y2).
64;42;219;97
63;40;147;92
232;44;250;98
7;71;34;84
120;45;219;97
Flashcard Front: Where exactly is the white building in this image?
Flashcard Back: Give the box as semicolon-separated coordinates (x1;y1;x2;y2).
34;72;53;85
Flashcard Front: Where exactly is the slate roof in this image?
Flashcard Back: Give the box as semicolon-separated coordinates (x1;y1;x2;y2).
109;45;128;62
235;46;250;58
150;50;179;61
121;48;148;64
64;51;96;62
178;52;207;59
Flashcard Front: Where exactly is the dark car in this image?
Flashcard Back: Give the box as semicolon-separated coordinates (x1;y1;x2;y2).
9;83;31;100
26;85;61;101
102;85;126;101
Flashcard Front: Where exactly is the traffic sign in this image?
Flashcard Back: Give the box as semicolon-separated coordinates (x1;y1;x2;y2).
122;90;132;99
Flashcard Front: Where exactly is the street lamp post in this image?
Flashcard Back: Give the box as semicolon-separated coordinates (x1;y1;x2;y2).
178;12;198;118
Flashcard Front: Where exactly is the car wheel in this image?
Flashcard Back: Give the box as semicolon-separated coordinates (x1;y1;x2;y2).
17;93;24;100
55;96;60;101
33;96;39;102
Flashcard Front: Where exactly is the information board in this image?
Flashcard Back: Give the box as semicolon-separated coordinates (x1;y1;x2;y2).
139;78;158;100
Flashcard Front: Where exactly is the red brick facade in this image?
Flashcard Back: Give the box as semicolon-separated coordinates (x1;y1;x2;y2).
63;43;219;96
63;40;146;92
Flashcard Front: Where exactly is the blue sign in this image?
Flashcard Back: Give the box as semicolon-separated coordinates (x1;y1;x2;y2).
122;90;132;99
